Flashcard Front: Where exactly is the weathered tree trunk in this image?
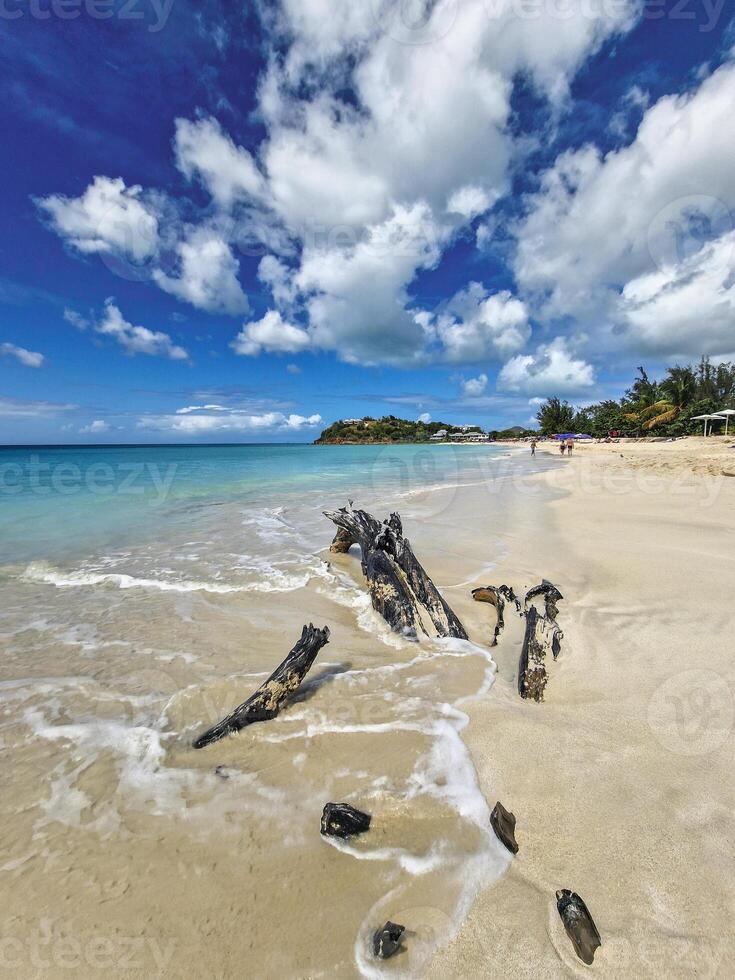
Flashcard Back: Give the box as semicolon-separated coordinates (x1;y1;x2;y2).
193;624;330;749
330;527;357;553
518;606;548;701
324;502;467;640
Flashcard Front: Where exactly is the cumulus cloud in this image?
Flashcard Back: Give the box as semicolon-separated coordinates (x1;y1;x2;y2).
460;373;488;397
620;231;735;358
429;283;530;364
1;343;45;368
174;116;266;208
154;228;248;314
447;185;494;220
515;59;735;359
75;299;189;360
36;176;158;262
497;338;595;397
231;310;311;356
80;420;110;434
139;407;322;434
36;0;640;365
417;412;432;423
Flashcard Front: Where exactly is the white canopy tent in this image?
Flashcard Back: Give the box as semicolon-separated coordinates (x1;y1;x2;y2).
715;409;735;436
691;414;725;436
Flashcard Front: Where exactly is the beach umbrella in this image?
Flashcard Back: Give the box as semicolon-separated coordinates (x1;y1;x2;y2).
715;409;735;435
691;413;725;436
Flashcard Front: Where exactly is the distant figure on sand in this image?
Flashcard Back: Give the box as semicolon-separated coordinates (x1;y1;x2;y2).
560;440;566;455
531;439;537;456
567;438;574;455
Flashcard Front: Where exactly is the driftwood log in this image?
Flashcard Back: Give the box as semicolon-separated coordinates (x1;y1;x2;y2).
472;580;564;700
472;585;521;646
556;890;601;965
193;624;330;749
324;502;467;640
518;606;548;701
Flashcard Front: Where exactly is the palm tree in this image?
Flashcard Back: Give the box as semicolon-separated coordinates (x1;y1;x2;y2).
642;366;697;430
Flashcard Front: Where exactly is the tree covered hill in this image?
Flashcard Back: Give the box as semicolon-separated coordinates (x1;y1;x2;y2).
314;416;481;444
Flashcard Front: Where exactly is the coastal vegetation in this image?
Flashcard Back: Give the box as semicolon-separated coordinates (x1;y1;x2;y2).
536;357;735;437
315;416;481;443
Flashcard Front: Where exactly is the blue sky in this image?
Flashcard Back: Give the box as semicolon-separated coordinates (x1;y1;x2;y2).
1;0;734;443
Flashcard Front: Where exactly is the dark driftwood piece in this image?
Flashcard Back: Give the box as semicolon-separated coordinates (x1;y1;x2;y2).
193;624;330;749
330;527;356;553
518;606;548;702
490;801;518;854
472;585;521;646
324;502;467;640
373;921;405;959
556;890;601;965
321;803;371;839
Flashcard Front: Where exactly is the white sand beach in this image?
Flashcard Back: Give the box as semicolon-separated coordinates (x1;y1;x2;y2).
428;439;735;977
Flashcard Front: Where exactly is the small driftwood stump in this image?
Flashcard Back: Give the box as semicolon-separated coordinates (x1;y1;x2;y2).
471;585;521;646
472;580;564;701
324;502;467;640
490;801;519;854
556;889;601;965
193;624;330;749
320;803;371;839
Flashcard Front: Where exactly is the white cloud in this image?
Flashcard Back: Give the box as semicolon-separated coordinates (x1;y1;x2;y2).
80;420;110;434
0;396;76;418
1;343;45;368
620;231;735;358
515;59;735;347
36;0;639;366
63;308;89;331
447;185;494;220
153;228;248;314
176;404;227;414
174;116;266;208
139;408;322;434
91;299;189;360
497;338;595;397
231;310;311;356
37;176;158;262
417;412;431;423
461;373;488;397
286;362;301;374
429;283;530;364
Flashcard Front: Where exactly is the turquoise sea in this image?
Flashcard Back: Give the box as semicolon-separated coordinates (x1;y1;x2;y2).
0;442;514;564
0;441;558;976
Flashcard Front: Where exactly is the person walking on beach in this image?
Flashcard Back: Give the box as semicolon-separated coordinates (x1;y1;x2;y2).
530;439;537;456
566;438;574;456
559;439;566;456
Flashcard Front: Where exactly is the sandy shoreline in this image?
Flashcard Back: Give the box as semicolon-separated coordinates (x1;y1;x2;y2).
428;440;735;977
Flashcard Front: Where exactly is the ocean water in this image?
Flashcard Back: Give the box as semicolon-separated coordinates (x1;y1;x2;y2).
0;442;556;976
